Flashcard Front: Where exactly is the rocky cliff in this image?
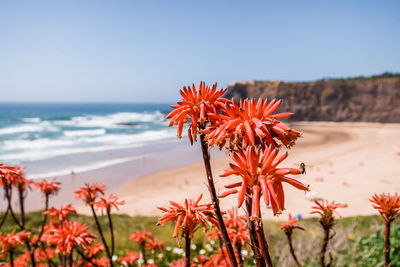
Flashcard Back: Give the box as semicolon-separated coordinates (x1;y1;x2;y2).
224;74;400;122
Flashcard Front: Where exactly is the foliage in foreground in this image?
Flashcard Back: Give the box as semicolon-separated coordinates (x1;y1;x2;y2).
1;212;399;266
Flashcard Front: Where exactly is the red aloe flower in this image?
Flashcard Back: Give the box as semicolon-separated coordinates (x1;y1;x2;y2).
129;230;153;244
311;200;348;217
146;238;164;252
205;98;301;149
169;258;195;267
45;221;95;254
166;81;229;144
196;254;210;265
84;243;105;258
119;251;140;264
34;248;55;262
0;230;30;252
0;164;20;186
370;193;400;223
92;193;125;215
75;183;106;204
157;194;218;243
43;204;77;225
219;145;308;216
206;247;237;267
35;178;61;197
311;200;347;229
4;166;33;191
280;213;303;231
207;208;248;247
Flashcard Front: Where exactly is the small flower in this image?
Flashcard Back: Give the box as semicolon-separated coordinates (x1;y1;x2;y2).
172;247;184;255
241;249;248;256
219;146;308;216
35;178;61;197
190;244;196;250
84;243;105;258
43;204;77;225
311;200;347;229
166;81;229;144
199;249;206;255
146;238;164;252
129;230;153;245
206;247;239;266
92;193;125;215
280;213;304;235
157;194;217;245
370;193;400;223
74;183;106;204
169;257;195;267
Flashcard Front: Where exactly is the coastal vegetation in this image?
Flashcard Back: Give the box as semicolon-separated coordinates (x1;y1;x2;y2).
0;211;399;266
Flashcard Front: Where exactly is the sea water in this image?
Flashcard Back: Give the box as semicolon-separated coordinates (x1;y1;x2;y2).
0;103;181;178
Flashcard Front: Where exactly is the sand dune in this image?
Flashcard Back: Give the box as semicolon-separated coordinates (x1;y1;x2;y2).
113;122;400;219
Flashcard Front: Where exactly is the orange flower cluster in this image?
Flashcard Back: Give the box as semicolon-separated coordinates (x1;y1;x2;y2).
75;183;106;204
311;200;347;229
84;243;105;258
35;178;61;197
280;213;301;231
130;229;154;244
93;193;125;215
43;204;77;225
207;208;249;247
205;247;236;267
0;165;32;192
146;238;165;252
119;251;140;265
205;98;301;149
370;193;400;223
157;194;218;243
167;81;229;143
44;221;95;255
219;146;308;216
0;230;30;252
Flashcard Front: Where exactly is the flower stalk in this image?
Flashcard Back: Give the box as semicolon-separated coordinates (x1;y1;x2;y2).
286;232;302;267
89;204;113;267
185;232;191;267
200;133;238;267
384;221;391;267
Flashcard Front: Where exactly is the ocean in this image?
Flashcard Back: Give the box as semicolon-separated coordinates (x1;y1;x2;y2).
0;103;181;178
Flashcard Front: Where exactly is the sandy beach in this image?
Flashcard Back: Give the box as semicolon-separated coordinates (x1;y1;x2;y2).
110;122;400;219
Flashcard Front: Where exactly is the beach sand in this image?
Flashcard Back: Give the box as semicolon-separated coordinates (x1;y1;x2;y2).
110;122;400;220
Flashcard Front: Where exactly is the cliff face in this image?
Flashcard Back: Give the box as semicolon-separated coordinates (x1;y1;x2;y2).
224;77;400;122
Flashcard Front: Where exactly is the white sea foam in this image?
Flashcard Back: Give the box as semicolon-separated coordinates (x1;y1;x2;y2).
0;123;59;135
27;155;145;179
63;129;106;137
0;129;176;162
22;117;41;123
54;111;166;128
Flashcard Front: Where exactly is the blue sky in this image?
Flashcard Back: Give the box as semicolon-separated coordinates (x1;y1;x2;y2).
0;1;399;103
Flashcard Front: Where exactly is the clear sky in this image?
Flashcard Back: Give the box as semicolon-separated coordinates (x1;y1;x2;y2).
0;0;399;103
